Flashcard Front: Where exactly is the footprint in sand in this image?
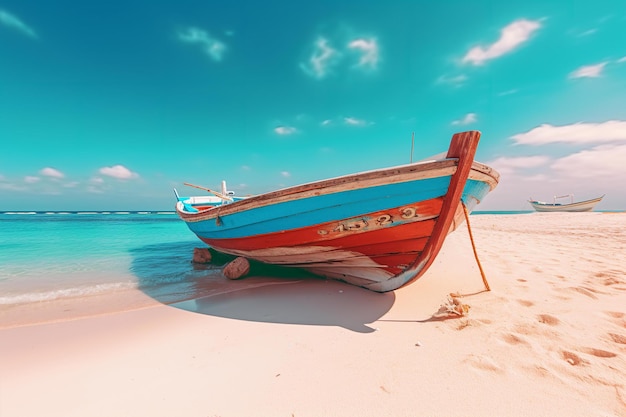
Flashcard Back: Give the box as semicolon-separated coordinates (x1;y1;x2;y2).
562;350;586;366
517;299;534;307
501;332;530;346
580;347;617;358
602;277;621;286
464;354;505;373
603;311;626;329
582;279;612;295
567;286;598;299
594;271;626;287
513;322;561;341
537;314;560;326
527;365;552;379
608;333;626;344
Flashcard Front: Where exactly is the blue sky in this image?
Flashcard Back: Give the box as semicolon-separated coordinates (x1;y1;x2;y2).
1;1;625;211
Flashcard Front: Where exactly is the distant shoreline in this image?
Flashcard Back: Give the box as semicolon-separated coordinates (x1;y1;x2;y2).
0;211;177;215
2;210;625;216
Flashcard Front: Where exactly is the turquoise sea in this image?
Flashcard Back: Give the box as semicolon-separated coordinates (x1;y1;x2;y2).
0;212;226;307
0;210;536;309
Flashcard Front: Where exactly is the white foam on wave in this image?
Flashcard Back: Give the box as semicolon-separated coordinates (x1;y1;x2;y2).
0;282;138;306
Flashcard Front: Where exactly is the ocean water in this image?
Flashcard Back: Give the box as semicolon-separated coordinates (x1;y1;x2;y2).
0;210;538;309
0;212;224;307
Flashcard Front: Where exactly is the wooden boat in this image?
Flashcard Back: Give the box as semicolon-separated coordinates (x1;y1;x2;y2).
176;131;499;292
528;195;604;212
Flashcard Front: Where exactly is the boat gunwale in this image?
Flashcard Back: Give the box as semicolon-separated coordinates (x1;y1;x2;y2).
176;159;499;222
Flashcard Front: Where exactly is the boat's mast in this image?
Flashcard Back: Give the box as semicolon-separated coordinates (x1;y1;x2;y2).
410;132;415;163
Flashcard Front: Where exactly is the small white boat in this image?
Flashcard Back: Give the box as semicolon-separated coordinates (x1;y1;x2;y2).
528;194;604;212
175;181;248;211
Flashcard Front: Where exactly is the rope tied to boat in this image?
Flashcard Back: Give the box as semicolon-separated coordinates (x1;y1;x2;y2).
462;202;491;291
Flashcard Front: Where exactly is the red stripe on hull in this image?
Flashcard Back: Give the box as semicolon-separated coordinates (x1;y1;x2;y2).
319;220;433;254
201;216;437;275
200;197;442;252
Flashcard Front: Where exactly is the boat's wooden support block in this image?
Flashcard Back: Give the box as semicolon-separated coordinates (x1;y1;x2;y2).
192;247;212;264
223;257;250;279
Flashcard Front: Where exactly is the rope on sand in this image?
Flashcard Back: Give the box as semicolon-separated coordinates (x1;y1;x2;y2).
462;202;491;291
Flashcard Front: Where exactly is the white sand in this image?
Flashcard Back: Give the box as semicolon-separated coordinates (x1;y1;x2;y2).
1;213;625;417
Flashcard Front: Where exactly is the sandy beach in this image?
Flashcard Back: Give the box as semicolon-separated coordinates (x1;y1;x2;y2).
1;213;625;417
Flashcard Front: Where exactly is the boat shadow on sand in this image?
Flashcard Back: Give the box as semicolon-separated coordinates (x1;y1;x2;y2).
130;242;395;333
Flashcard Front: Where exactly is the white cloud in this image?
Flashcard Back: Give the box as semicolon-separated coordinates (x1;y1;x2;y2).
321;119;333;126
552;144;626;179
178;27;227;61
301;34;380;79
618;56;626;63
487;155;550;175
578;29;597;37
24;176;40;184
99;165;139;180
451;113;477;125
344;117;369;126
569;62;607;78
463;19;541;65
511;120;626;145
0;182;24;191
300;37;340;79
498;89;519;96
436;74;468;87
0;9;37;38
280;171;291;178
86;185;104;194
274;126;297;135
348;38;379;69
490;155;550;168
40;167;64;179
522;173;549;182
